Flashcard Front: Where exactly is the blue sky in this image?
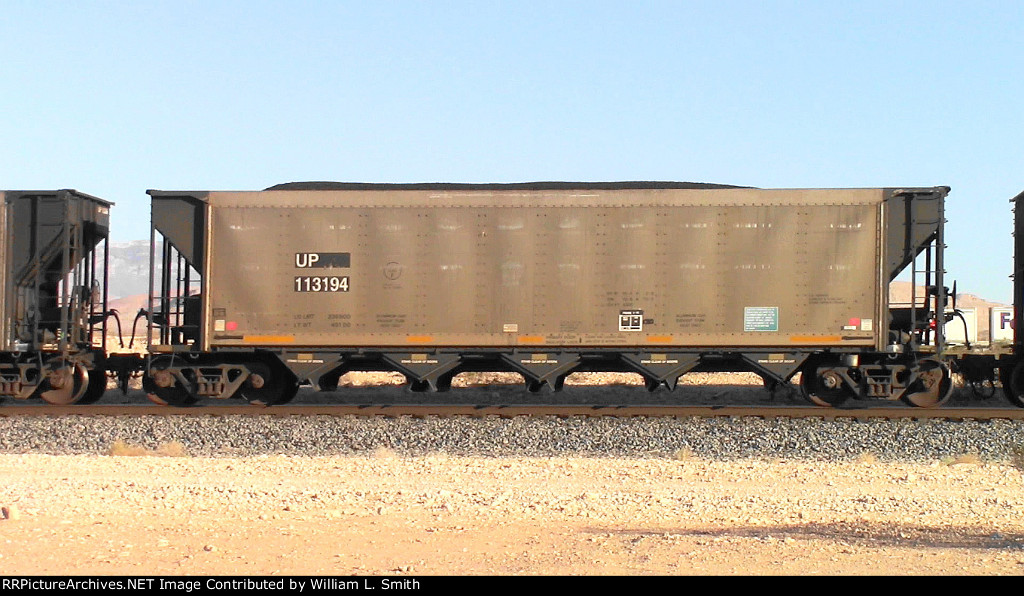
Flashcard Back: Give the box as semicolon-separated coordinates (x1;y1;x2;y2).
2;1;1022;302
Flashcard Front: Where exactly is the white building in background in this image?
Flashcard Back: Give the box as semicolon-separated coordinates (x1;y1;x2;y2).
944;307;977;346
990;307;1013;344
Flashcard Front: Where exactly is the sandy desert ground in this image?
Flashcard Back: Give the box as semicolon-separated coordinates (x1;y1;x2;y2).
1;450;1023;576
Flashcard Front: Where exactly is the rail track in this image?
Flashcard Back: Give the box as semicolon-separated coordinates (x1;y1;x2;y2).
1;378;1019;420
1;402;1022;420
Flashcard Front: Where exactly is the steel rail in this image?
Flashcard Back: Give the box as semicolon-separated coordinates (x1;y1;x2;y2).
0;404;1021;420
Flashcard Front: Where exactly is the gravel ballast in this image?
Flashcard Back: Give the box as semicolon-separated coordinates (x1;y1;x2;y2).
1;414;1021;462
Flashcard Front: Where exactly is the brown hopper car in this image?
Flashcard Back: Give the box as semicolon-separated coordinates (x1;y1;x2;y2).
142;183;953;407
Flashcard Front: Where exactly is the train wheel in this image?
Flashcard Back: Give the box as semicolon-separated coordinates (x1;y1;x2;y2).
1004;361;1024;408
75;368;109;405
799;361;852;407
39;362;88;405
237;362;298;406
280;383;299;404
143;357;199;407
902;358;953;408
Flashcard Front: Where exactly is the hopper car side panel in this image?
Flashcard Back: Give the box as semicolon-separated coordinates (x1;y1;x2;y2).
204;189;883;349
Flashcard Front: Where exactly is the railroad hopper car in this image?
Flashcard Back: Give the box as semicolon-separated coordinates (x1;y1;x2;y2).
958;189;1024;407
143;182;953;408
0;190;116;404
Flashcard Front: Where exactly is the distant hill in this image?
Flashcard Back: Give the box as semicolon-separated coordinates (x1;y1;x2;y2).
109;293;150;316
108;240;152;300
888;280;1009;307
889;281;1010;343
